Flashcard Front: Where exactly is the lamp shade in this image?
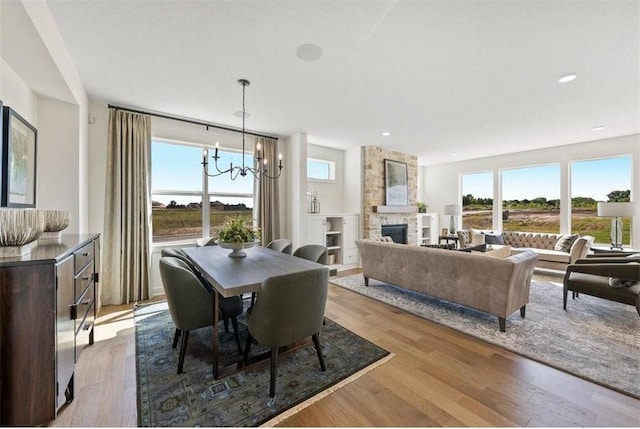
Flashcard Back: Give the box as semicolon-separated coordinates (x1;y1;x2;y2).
443;204;462;215
596;202;636;217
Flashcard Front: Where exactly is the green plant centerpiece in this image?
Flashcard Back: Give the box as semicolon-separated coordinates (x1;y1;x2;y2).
417;201;427;213
216;216;261;258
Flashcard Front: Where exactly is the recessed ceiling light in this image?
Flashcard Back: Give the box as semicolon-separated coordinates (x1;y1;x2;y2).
451;152;459;156
381;131;391;136
296;44;323;62
558;73;577;83
592;125;605;131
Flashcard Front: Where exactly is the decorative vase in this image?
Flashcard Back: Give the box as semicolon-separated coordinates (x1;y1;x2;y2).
216;240;258;258
0;209;46;257
38;209;70;243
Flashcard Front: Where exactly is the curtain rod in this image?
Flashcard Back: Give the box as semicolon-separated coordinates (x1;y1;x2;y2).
107;104;278;140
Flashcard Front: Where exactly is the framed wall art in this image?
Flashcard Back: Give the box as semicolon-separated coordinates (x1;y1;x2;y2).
2;106;37;208
384;159;408;206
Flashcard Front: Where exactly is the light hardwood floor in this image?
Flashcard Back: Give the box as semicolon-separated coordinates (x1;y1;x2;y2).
52;271;640;427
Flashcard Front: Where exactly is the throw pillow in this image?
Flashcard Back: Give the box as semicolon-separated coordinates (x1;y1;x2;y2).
608;277;639;288
483;232;505;245
554;234;578;253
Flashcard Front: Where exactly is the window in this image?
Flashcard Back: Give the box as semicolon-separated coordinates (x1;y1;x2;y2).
501;164;560;233
151;140;254;243
571;156;632;245
461;171;493;230
307;158;335;181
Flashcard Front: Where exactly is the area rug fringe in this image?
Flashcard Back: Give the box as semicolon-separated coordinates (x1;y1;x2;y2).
261;352;395;427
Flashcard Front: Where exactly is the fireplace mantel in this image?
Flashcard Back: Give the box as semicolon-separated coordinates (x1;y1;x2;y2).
372;205;418;214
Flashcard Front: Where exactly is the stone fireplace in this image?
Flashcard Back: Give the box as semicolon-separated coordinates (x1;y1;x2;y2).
362;146;418;245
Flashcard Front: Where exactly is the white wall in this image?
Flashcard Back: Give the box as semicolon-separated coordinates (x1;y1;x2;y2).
0;59;38;125
307;143;345;214
37;98;82;233
1;0;90;233
422;134;640;246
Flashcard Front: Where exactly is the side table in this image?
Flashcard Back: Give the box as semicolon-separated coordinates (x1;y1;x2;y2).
589;246;640;257
438;235;459;247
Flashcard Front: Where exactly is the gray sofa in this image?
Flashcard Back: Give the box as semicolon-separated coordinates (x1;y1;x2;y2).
355;239;538;332
457;230;594;271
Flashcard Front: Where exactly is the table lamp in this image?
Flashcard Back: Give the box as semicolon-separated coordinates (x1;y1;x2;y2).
596;201;635;250
443;204;462;235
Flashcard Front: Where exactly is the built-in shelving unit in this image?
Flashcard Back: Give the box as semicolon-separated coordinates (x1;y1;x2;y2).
417;213;438;245
306;213;360;268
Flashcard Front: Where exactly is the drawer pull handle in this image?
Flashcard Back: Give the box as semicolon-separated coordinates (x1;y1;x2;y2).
82;299;92;306
83;323;91;331
81;252;90;257
82;276;91;281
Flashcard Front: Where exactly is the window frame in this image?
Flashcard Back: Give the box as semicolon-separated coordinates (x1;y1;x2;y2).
151;138;255;244
307;157;336;182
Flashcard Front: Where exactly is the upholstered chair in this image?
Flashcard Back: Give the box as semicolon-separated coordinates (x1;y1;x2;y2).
243;267;329;397
456;230;472;248
159;257;244;373
564;256;640;316
161;247;243;335
266;238;293;255
293;244;328;265
196;237;217;247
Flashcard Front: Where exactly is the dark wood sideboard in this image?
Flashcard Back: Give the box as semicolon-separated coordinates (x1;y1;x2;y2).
0;234;100;426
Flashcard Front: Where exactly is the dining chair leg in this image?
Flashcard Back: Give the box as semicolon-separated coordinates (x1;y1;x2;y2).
243;332;253;363
312;333;326;371
269;347;278;398
178;330;190;374
231;316;242;355
223;318;230;333
172;328;181;349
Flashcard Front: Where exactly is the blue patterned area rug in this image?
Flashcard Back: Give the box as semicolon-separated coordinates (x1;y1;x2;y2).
331;274;640;399
135;301;391;427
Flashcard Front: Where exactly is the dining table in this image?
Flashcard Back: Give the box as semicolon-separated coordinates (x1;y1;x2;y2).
182;244;328;379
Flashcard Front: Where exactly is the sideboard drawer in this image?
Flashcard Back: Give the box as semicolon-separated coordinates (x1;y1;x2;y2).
74;302;94;362
74;241;94;274
74;262;94;303
74;284;95;326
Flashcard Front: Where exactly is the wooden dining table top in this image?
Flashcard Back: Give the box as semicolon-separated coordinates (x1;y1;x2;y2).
182;245;327;298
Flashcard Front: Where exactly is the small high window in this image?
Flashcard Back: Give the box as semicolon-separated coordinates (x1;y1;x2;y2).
307;158;335;181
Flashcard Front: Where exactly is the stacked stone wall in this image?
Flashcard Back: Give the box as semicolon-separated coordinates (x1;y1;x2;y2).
362;146;418;245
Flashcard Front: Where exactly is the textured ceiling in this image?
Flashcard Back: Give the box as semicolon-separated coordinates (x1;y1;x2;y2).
44;0;639;165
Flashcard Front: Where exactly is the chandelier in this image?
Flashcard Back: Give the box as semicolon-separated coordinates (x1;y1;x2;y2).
203;79;283;180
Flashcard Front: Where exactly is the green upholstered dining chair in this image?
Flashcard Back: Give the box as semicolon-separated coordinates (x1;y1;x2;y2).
292;244;328;264
266;238;293;255
243;267;329;398
161;247;242;335
159;257;244;374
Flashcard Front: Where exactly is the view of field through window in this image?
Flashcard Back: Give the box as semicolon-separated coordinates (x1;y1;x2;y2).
151;140;254;243
461;157;632;244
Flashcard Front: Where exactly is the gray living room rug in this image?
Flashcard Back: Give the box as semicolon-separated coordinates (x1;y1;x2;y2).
331;274;640;399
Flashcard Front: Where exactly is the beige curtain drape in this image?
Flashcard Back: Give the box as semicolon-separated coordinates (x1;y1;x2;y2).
102;109;152;305
254;137;280;245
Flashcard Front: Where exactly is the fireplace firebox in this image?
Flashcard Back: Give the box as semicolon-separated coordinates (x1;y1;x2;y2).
381;224;408;244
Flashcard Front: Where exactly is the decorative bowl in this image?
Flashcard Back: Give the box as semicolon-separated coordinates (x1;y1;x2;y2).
216;240;259;258
0;209;46;256
39;209;70;242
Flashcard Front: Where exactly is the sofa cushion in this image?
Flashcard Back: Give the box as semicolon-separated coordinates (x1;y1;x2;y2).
554;234;578;253
511;248;570;263
484;232;505;245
